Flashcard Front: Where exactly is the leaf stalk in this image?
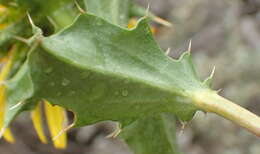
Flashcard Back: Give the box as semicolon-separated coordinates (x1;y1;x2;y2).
193;91;260;137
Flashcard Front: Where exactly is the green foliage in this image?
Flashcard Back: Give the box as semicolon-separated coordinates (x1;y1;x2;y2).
1;0;260;153
83;1;182;153
6;13;203;127
1;0;72;15
2;1;194;153
84;0;130;26
121;113;181;154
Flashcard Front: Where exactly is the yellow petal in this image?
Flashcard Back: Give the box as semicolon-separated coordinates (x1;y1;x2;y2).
0;23;8;30
44;100;67;149
0;5;9;30
31;103;48;144
0;5;7;12
0;5;7;15
0;46;16;143
0;128;15;143
0;92;15;143
0;47;16;80
0;81;15;143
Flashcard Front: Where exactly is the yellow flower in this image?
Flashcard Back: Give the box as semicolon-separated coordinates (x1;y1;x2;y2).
31;103;48;144
0;46;68;149
0;5;8;30
31;100;68;149
0;23;8;30
0;46;16;143
0;4;7;14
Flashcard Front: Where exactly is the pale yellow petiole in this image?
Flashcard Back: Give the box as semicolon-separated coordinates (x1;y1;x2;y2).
193;90;260;137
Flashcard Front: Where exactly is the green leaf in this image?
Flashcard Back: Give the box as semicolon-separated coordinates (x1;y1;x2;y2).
5;60;34;127
0;22;25;46
4;3;260;146
84;0;130;26
83;1;180;153
121;113;181;154
0;1;75;47
5;13;204;129
0;5;28;46
1;0;72;15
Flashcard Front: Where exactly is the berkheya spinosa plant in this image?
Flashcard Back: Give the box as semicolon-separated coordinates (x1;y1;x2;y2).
0;0;259;153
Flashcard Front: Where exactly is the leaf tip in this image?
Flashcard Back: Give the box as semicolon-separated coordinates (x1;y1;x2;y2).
27;12;42;38
188;39;192;53
153;16;172;27
165;48;171;55
52;123;74;141
27;12;35;27
145;2;151;17
0;127;15;143
203;66;216;88
74;0;86;14
9;101;24;110
106;123;122;138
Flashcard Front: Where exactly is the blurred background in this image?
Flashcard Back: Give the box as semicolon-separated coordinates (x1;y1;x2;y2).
1;0;260;153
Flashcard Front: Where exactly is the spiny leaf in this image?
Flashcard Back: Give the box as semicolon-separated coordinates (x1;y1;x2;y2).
84;1;180;153
84;0;130;26
5;13;202;129
40;14;202;125
121;113;181;154
4;10;260;148
129;2;172;27
1;1;260;154
4;59;34;128
1;0;72;16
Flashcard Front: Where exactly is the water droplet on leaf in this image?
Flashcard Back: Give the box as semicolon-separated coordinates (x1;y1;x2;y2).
88;83;105;100
121;90;128;97
62;78;70;86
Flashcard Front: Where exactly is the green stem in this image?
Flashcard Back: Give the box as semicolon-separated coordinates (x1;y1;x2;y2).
193;91;260;137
